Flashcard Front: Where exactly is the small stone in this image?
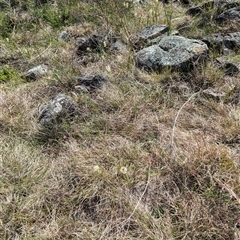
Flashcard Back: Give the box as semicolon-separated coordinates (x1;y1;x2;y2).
38;93;76;128
76;74;108;90
24;64;48;81
58;31;70;42
110;40;127;52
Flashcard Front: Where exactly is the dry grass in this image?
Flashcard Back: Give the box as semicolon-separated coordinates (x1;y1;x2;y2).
0;0;240;239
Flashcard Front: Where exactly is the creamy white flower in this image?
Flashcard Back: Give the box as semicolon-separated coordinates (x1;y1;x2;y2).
120;166;128;174
93;165;100;172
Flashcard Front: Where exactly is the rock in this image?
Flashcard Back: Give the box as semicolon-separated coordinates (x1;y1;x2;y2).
186;1;214;16
110;40;127;52
215;56;240;76
223;62;240;76
76;32;116;55
75;74;108;91
135;35;208;72
76;35;102;55
215;0;240;9
202;32;240;52
58;31;70;42
24;64;48;81
135;45;165;71
216;6;240;24
135;25;168;48
215;56;228;66
138;25;169;41
38;93;76;127
186;0;240;17
75;35;106;64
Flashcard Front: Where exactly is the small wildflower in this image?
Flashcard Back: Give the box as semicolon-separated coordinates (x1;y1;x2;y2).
93;165;100;172
106;65;111;73
120;166;128;174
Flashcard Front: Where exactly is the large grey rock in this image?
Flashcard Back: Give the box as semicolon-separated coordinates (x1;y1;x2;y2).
38;93;76;127
202;32;240;52
135;36;208;72
135;45;164;71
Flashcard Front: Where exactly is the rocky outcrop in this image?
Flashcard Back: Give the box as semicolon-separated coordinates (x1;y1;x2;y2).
38;93;76;128
135;35;208;72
